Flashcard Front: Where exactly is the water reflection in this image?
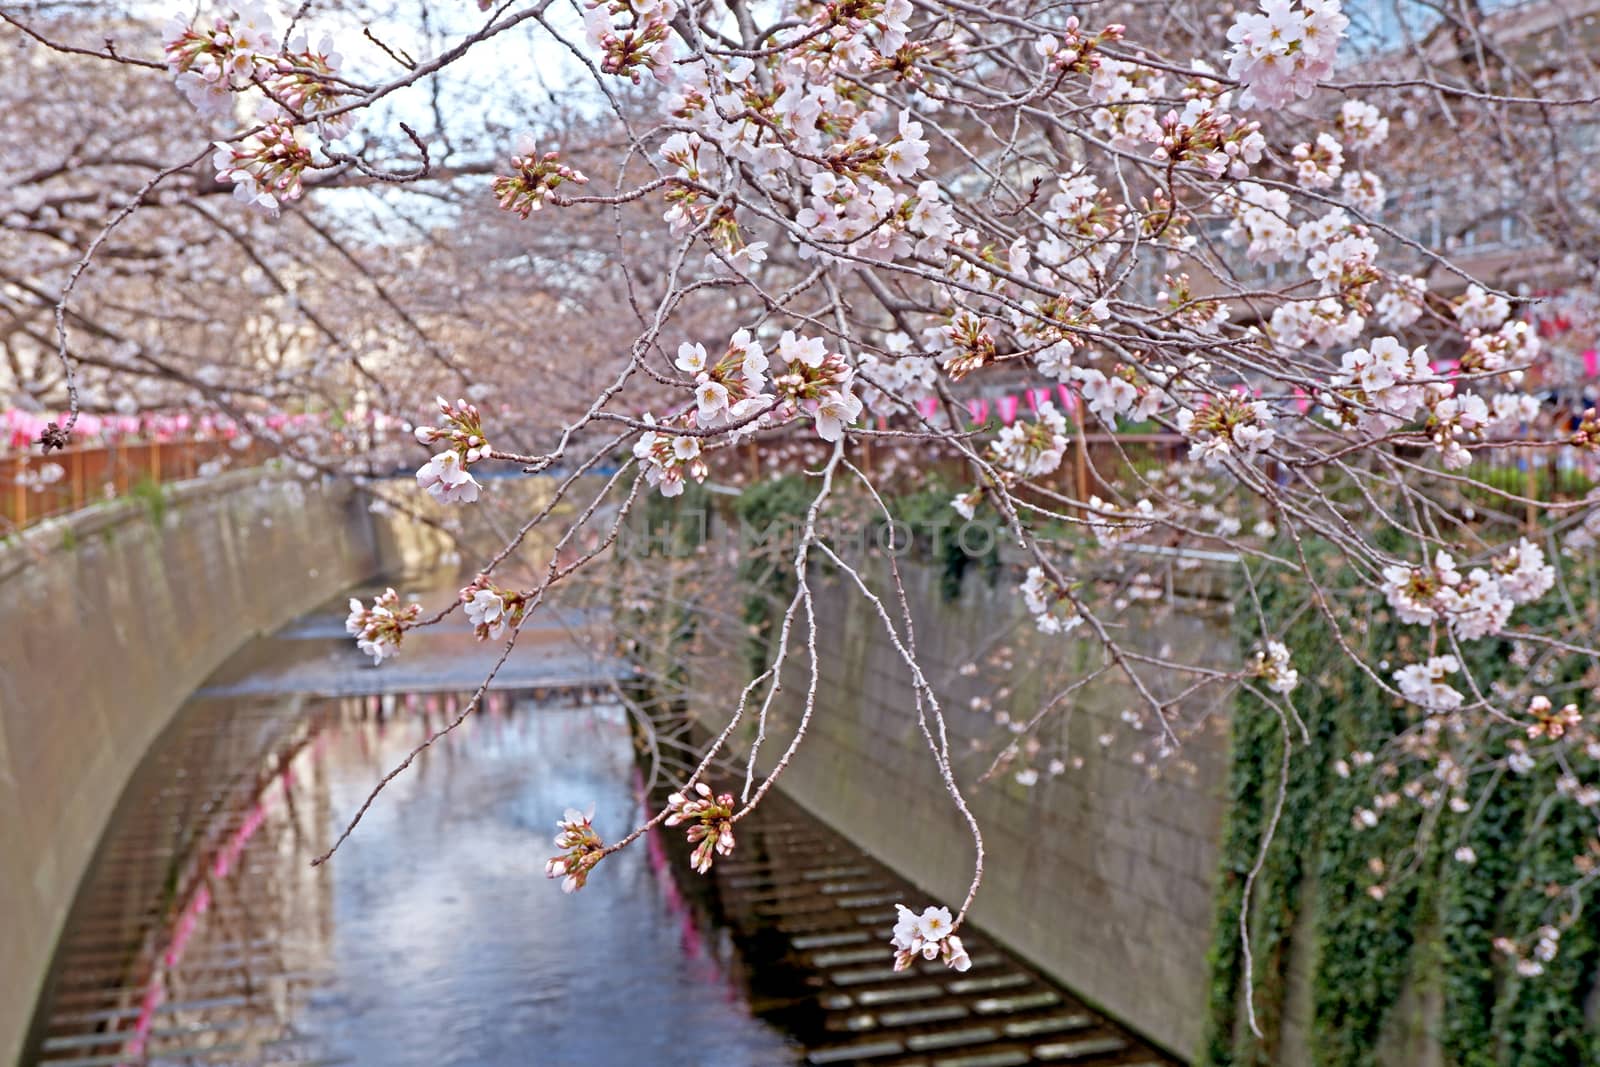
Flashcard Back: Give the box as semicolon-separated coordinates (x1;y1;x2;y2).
28;690;801;1066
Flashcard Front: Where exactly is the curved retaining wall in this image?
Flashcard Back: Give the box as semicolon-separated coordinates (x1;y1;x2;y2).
0;472;381;1065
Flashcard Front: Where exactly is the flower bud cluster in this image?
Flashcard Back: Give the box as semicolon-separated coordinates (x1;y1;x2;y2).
269;35;353;137
633;415;709;498
492;142;590;219
414;397;489;505
664;782;737;874
461;578;525;641
1176;393;1277;465
163;3;277;117
546;807;604;893
583;0;678;84
1494;926;1563;978
344;588;421;664
1525;696;1583;741
990;401;1068;479
1034;16;1124;76
166;7;353;213
212;113;315;215
771;331;863;443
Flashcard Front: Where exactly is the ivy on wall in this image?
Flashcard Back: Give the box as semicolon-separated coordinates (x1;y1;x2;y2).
730;473;1004;673
1202;542;1600;1067
732;475;813;676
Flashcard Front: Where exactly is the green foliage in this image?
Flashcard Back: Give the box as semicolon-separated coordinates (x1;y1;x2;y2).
624;480;712;693
129;476;168;527
1202;542;1600;1067
733;474;814;675
727;472;1006;673
873;478;1003;601
1460;462;1593;509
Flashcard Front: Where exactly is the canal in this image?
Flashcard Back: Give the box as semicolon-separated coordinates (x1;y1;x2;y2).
23;580;1178;1067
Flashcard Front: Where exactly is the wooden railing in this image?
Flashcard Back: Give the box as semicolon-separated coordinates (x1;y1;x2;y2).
1;438;272;533
8;429;1588;536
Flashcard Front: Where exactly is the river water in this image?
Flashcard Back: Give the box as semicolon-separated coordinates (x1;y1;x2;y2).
25;581;800;1066
25;582;1175;1067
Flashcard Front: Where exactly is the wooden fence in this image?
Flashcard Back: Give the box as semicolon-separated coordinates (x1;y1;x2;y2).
4;430;1589;536
0;438;271;533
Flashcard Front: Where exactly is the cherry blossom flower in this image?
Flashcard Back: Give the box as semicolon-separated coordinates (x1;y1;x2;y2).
1325;337;1431;432
676;341;708;375
164;3;279;116
1076;368;1139;425
1021;566;1082;634
882;112;930;181
417;450;482;504
1338;100;1389;150
461;579;525;641
1381;551;1460;625
1393;655;1464;712
1375;276;1428;329
814;390;863;442
1225;0;1348;110
1291;133;1344;189
695;380;731;423
1495;539;1556;604
1251;640;1300;695
1437;568;1513;640
991;402;1068;478
890;904;972;972
344;588;421;663
412;398;492;503
1339;170;1385;216
769;332;862;441
465;587;504;634
1454;284;1512;332
1426;390;1491;470
1381;541;1555;638
1224;182;1296;263
634;414;708;497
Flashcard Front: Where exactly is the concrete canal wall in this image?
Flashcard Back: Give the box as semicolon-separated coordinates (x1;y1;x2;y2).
0;472;383;1064
680;552;1237;1059
0;467;605;1065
